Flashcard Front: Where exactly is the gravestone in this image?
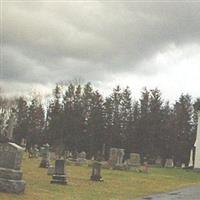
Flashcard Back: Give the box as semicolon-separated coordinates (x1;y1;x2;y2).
90;161;103;181
39;144;50;168
109;148;118;167
33;145;39;158
75;151;87;166
155;156;162;166
110;148;125;170
50;152;57;160
47;166;55;176
51;159;67;184
194;111;200;172
109;148;125;169
165;158;174;168
0;142;25;193
127;153;141;170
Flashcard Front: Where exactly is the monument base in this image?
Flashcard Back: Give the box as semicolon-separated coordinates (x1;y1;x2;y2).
193;168;200;173
90;175;103;182
39;160;50;168
0;178;25;194
127;165;140;171
0;167;23;180
113;164;126;171
51;174;67;185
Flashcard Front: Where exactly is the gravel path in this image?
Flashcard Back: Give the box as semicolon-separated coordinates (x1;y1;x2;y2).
136;185;200;200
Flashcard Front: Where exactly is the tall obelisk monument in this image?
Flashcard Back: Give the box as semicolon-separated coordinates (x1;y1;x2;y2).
194;111;200;171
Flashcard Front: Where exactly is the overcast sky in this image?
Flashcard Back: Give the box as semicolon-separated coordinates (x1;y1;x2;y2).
1;1;200;102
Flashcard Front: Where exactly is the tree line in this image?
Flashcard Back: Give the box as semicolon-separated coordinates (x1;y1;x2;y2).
1;83;200;166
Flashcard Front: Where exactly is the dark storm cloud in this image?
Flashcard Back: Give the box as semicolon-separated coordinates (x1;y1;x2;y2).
1;1;200;90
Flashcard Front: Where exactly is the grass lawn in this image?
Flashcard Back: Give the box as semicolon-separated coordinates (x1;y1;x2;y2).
0;155;200;200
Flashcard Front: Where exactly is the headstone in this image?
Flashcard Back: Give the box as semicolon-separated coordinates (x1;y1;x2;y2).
50;152;57;160
194;111;200;172
109;148;118;166
165;158;174;168
101;161;111;169
181;163;185;168
51;159;67;184
155;157;162;166
0;142;25;193
39;144;50;168
75;151;87;166
47;166;55;176
90;161;103;181
33;145;39;157
127;153;141;170
109;148;125;169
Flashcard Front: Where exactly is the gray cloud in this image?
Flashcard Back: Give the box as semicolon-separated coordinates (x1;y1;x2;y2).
1;1;200;96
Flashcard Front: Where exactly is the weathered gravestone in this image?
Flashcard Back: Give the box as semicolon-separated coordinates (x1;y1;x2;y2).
39;144;50;168
109;148;118;167
90;161;103;181
0;142;25;193
33;145;39;158
109;148;125;170
47;166;55;176
165;158;174;168
75;151;87;166
50;152;57;160
127;153;141;170
51;159;67;184
155;156;162;166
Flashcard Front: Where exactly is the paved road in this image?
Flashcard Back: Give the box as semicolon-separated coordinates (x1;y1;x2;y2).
137;185;200;200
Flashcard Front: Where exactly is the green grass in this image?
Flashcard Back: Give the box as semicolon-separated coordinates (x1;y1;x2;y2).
0;155;200;200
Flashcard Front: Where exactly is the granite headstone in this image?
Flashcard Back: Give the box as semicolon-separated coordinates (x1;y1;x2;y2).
0;142;25;193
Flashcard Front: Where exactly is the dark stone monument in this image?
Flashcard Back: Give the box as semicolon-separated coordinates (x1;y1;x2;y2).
0;142;26;193
51;159;67;185
90;161;103;181
39;143;50;168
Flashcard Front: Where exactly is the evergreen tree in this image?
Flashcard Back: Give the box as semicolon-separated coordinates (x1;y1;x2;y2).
27;96;45;150
121;87;133;156
173;94;193;166
46;84;63;149
13;97;29;144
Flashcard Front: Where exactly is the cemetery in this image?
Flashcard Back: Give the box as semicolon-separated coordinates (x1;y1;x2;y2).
0;132;200;200
1;1;200;199
0;95;200;200
0;105;199;199
0;153;200;200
